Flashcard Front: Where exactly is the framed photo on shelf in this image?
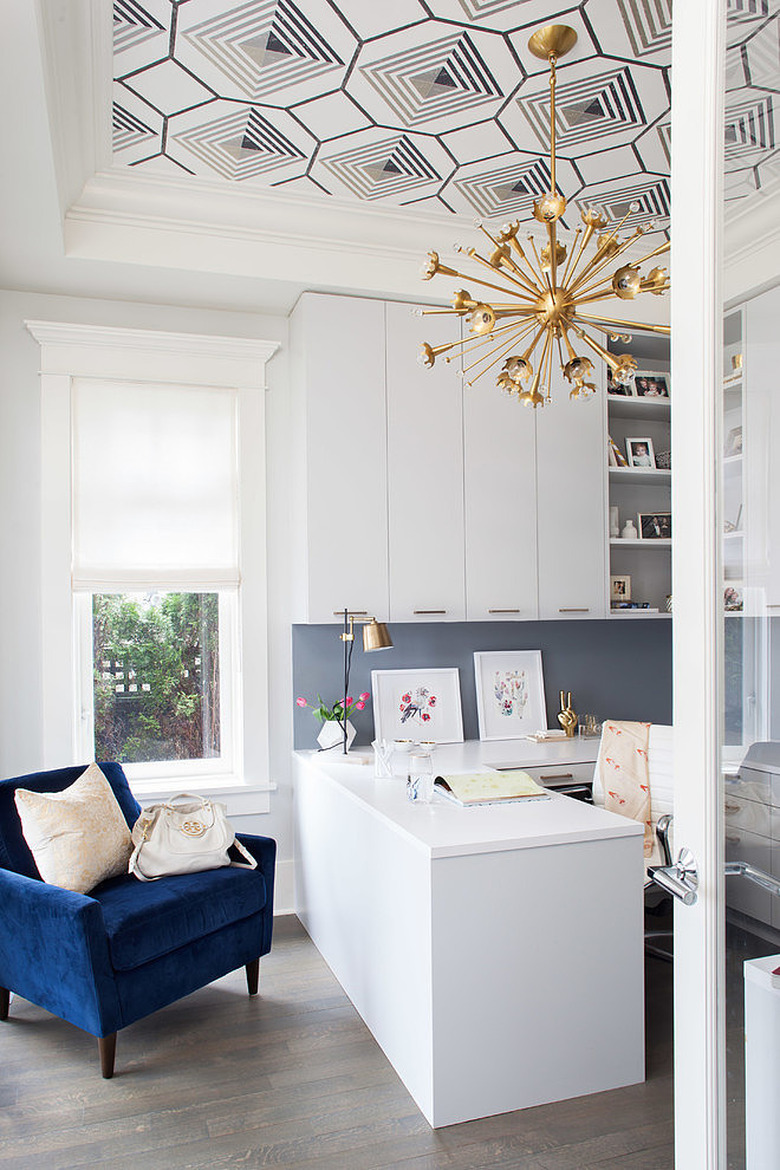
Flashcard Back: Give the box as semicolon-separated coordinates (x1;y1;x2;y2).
606;368;634;396
370;667;463;743
626;437;656;468
724;426;743;458
610;574;632;602
473;650;546;741
638;512;672;540
634;372;670;398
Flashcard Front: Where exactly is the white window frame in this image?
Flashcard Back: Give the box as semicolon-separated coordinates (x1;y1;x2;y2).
27;322;279;813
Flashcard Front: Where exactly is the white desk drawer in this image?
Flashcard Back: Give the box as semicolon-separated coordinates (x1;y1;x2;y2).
520;761;596;790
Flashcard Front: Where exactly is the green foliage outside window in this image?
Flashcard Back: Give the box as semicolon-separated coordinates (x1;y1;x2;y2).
92;592;221;763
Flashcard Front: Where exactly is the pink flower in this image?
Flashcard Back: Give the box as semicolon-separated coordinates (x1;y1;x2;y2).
355;700;365;711
295;697;307;708
359;692;370;701
345;696;353;706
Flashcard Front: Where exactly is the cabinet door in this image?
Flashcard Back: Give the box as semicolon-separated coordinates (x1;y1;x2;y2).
385;302;465;621
464;373;538;621
293;294;389;623
535;391;607;619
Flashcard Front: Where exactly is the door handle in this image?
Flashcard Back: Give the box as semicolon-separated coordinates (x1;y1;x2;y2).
725;861;780;896
648;847;699;906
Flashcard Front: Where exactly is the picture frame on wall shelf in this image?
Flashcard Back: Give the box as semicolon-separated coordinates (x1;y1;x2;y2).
638;512;672;540
473;650;547;742
606;368;634;396
626;437;656;468
371;668;464;744
633;372;670;398
610;575;632;603
724;426;743;458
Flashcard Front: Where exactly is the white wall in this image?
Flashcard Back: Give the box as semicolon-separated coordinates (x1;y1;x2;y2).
0;288;296;909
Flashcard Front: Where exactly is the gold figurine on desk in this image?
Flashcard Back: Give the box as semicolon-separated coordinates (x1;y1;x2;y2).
557;691;578;738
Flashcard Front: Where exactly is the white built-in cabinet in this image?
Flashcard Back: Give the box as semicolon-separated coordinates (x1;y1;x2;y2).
462;358;538;621
385;303;465;621
536;393;607;619
289;294;388;623
290;291;607;624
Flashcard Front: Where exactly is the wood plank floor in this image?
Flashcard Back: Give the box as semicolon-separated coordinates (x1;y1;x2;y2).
0;916;673;1169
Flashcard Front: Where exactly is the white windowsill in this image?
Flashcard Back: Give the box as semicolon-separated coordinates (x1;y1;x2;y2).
129;776;277;816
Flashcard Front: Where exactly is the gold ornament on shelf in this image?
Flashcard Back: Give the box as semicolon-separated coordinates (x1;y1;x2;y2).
557;691;578;739
417;24;670;407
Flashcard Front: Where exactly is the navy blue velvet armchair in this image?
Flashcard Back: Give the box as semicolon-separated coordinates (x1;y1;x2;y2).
0;763;275;1077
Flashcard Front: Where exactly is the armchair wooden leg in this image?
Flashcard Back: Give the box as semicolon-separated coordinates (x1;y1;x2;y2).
98;1033;116;1079
0;988;9;1021
245;958;260;996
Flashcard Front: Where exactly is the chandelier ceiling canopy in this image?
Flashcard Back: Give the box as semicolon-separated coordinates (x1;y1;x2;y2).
418;24;671;408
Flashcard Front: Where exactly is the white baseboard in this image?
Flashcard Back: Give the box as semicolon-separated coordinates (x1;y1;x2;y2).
273;857;295;916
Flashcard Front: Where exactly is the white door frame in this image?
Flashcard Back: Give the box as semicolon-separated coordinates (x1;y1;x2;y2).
670;0;727;1164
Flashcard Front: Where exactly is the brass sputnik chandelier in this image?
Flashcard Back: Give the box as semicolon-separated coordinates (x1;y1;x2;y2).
418;24;671;407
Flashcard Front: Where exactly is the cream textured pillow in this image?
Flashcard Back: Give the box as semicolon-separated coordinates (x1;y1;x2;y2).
14;763;133;894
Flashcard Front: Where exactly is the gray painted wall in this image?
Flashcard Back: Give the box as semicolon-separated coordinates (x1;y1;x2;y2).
292;619;673;748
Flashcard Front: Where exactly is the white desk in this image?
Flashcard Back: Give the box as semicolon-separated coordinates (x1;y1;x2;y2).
293;741;645;1128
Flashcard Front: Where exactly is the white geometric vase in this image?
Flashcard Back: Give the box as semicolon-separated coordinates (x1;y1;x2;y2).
317;719;356;752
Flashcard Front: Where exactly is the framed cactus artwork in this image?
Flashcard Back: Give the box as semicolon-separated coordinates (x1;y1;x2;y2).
473;651;547;741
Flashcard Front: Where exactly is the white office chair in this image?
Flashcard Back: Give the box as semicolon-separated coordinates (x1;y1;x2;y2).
593;723;674;960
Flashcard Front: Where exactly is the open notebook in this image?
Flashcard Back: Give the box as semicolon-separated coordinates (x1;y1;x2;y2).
434;769;551;807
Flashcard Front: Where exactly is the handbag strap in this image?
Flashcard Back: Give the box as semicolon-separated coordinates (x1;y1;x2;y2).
231;837;258;870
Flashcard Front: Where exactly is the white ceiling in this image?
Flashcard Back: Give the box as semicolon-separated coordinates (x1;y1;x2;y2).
0;2;778;315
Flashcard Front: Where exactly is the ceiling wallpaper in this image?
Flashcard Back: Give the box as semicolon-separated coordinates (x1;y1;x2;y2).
111;0;780;240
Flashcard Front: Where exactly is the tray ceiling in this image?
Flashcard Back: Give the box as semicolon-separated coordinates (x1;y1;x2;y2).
112;0;676;240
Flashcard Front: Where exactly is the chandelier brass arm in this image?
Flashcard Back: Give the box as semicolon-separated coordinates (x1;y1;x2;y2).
417;25;670;407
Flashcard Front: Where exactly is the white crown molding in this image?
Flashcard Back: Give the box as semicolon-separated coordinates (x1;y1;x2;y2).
25;320;280;388
64;166;669;303
725;181;780;304
35;0;111;217
64;166;472;298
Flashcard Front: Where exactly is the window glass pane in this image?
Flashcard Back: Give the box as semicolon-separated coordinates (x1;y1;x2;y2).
92;592;221;763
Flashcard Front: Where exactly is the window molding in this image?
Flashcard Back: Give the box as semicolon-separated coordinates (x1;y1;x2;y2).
28;322;279;812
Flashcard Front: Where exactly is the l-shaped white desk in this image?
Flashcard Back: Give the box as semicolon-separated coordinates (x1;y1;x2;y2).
293;740;645;1128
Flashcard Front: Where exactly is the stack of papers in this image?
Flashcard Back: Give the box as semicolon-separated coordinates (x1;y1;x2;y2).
434;770;551;807
525;729;568;742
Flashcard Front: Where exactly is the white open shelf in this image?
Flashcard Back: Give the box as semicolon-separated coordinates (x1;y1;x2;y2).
608;467;672;486
606;394;671;422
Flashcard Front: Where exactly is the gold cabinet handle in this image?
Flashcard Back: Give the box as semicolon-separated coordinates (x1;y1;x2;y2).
488;608;521;614
539;772;575;781
724;802;740;813
559;607;590;613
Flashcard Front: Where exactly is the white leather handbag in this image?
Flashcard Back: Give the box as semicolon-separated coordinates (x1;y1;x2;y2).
129;794;257;882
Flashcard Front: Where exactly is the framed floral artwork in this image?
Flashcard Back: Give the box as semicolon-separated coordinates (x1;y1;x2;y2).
370;668;463;744
473;651;547;741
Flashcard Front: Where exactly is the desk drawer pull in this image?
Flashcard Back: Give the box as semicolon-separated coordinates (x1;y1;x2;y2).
540;772;575;781
558;607;590;613
414;609;447;615
332;610;368;616
725;802;740;813
488;608;521;615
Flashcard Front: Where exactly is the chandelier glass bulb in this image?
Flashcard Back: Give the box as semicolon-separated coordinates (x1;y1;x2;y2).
417;24;670;406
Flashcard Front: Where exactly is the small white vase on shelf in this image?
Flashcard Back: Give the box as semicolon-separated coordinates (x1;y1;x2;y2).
317;719;356;752
621;520;638;539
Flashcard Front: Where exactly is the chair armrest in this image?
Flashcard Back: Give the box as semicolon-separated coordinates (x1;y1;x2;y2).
235;835;276;952
0;868;121;1036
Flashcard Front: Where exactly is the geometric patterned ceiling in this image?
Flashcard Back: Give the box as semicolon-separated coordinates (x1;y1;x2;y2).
110;0;779;240
725;0;780;204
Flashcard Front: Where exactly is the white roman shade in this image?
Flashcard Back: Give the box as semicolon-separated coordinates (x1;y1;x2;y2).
71;379;239;590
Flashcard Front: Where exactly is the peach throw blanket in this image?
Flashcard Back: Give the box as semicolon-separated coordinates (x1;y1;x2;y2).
599;720;653;856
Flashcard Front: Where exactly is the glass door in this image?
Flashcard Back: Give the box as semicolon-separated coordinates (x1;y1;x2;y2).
671;1;780;1165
